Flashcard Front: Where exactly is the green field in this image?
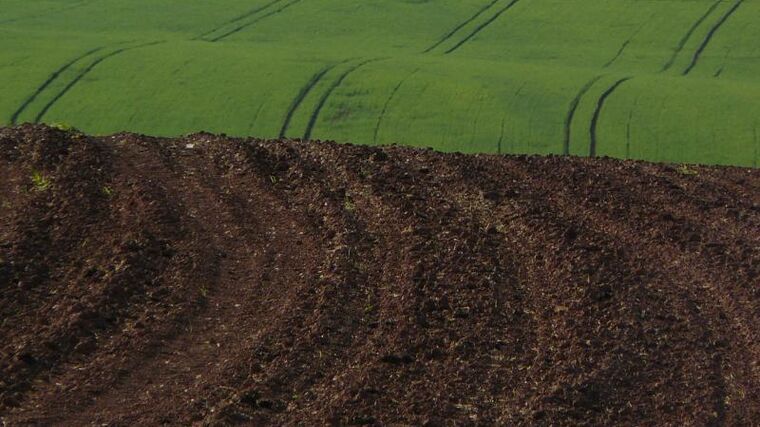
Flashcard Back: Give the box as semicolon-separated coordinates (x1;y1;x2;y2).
1;0;759;166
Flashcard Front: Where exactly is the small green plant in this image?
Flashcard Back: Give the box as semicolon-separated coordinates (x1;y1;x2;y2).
102;186;114;197
31;171;51;191
676;164;698;176
344;196;356;212
49;121;76;132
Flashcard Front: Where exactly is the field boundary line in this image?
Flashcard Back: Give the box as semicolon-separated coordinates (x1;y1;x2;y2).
589;77;632;157
34;41;165;123
445;0;521;54
423;0;500;53
373;68;420;144
279;64;338;138
195;0;283;40
563;75;604;155
661;0;723;72
683;0;744;76
10;47;104;124
208;0;302;42
303;59;382;141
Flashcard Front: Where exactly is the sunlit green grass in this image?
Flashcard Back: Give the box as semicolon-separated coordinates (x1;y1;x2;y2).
1;0;758;166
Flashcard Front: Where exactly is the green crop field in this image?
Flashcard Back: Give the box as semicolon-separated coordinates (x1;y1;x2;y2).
1;0;759;166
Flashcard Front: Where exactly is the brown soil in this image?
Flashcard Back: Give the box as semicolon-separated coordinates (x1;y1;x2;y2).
1;125;758;426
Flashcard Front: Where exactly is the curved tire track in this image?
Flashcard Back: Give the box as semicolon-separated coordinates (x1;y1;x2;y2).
195;0;283;40
279;64;338;138
34;41;164;123
208;0;302;43
563;75;603;155
589;77;632;157
10;47;103;125
683;0;744;76
445;0;521;55
661;0;722;72
372;68;419;144
422;0;500;53
0;0;96;25
303;59;381;141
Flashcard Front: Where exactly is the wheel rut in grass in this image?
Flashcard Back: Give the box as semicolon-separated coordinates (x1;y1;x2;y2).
204;0;303;42
279;64;338;138
445;0;521;54
422;0;500;53
661;0;723;72
10;47;103;125
563;75;603;155
195;0;284;40
373;68;419;144
683;0;744;76
589;77;632;157
0;0;96;25
34;41;165;124
303;59;382;141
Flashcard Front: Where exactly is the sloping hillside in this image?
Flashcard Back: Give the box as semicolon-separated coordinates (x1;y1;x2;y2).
1;125;758;425
1;0;759;165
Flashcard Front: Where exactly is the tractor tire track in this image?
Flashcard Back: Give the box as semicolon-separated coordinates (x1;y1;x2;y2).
445;0;521;55
279;64;338;138
208;0;302;43
422;0;500;53
10;47;103;125
563;75;604;155
303;59;382;141
195;0;283;40
661;0;723;72
372;68;419;144
683;0;744;76
604;21;648;69
34;41;165;123
497;117;505;154
0;0;96;25
248;101;266;135
589;77;632;157
603;40;632;69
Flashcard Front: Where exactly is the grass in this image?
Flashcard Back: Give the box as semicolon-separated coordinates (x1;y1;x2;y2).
1;0;758;166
